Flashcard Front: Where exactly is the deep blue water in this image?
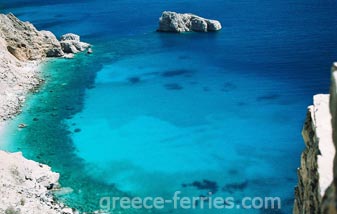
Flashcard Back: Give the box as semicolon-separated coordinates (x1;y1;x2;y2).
1;0;337;213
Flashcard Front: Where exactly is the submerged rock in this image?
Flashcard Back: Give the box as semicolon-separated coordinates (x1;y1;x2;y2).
158;11;222;33
18;123;27;128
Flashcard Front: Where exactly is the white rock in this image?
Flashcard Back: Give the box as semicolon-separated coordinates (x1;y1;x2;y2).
158;11;222;33
0;151;64;214
62;207;73;214
60;33;80;42
60;33;90;53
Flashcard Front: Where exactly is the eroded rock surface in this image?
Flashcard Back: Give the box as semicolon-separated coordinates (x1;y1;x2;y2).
60;33;90;54
294;63;337;214
0;13;90;121
0;151;74;214
158;11;222;33
294;94;334;213
0;13;64;60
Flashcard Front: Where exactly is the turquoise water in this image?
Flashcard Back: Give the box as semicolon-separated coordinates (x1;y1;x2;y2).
1;0;337;213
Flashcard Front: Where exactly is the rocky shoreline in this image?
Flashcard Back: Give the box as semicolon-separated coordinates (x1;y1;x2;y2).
3;9;337;214
0;13;90;214
0;13;90;122
0;151;76;214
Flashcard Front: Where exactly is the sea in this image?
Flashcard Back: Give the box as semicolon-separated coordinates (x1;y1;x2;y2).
1;0;337;213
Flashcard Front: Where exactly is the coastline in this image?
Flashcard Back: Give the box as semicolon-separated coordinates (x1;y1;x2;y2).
0;53;77;214
0;2;336;213
0;12;90;214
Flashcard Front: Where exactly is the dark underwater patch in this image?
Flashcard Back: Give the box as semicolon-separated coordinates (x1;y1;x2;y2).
36;19;78;30
222;180;248;193
203;87;210;92
128;76;141;84
221;82;237;92
164;83;183;90
182;179;219;194
12;53;122;212
227;169;239;175
161;69;194;78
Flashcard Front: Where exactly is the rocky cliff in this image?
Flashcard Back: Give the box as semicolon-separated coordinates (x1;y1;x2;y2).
294;64;337;213
0;13;89;122
0;13;90;214
0;150;75;214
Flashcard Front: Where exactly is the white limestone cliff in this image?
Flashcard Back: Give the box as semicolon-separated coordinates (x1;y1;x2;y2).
294;63;337;213
0;150;76;214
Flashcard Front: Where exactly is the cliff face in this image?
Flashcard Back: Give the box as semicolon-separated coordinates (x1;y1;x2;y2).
0;13;64;60
0;151;63;214
320;64;337;213
294;94;334;213
0;13;89;122
294;64;337;213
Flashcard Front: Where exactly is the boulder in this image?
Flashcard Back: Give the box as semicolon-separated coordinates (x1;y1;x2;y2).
60;41;79;54
158;11;222;33
87;48;93;54
60;33;90;54
60;33;80;42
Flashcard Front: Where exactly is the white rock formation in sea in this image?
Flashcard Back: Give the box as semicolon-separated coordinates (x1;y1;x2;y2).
294;63;337;213
60;33;90;54
158;11;222;33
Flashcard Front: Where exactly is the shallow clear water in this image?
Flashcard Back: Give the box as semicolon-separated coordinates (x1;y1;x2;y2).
1;0;337;213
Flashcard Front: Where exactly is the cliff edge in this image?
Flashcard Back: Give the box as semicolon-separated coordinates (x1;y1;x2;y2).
294;63;337;213
0;150;75;214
